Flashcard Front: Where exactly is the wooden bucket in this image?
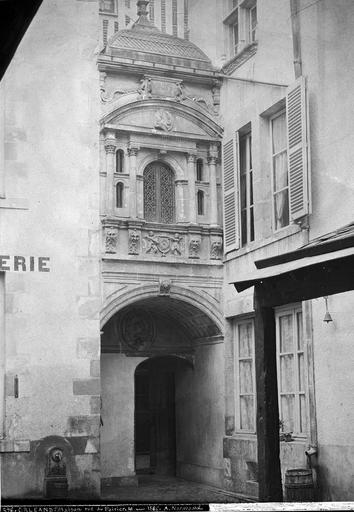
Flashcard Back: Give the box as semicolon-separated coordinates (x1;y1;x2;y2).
285;469;315;502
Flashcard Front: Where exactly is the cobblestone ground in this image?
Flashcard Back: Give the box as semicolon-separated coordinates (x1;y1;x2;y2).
102;475;243;504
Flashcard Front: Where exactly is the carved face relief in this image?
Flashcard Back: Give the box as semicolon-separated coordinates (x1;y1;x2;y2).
105;228;118;254
211;239;223;259
154;110;174;132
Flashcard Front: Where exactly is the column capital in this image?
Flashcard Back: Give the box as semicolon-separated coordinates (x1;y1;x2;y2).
128;147;139;157
104;134;117;154
187;153;197;163
207;155;218;165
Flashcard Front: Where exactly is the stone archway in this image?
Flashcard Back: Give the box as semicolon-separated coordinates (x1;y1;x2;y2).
100;292;225;489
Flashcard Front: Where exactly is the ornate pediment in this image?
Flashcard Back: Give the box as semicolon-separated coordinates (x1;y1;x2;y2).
102;99;223;139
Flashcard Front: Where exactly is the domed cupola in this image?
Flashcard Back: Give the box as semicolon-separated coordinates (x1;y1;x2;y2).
103;0;214;72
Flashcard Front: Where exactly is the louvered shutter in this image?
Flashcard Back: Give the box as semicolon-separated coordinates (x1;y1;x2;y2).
286;76;310;222
223;133;240;253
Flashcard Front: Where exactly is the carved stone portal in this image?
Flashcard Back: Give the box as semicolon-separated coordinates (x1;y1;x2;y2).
105;227;118;254
119;308;155;352
143;231;184;257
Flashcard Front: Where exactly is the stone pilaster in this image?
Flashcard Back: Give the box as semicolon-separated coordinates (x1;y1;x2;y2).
128;146;139;219
175;179;188;223
187;154;197;224
208;145;219;226
104;132;117;216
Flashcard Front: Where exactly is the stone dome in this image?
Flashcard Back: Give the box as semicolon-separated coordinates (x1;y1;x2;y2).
104;0;214;71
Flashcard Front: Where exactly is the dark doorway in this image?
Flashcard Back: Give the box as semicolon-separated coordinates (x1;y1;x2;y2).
135;357;177;475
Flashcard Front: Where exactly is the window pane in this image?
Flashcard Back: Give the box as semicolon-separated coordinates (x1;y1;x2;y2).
300;394;308;433
250;207;254;242
240;137;247;173
240;173;247;208
241;209;247;246
281;394;295;432
298;353;305;392
274;189;289;229
240;396;254;430
296;312;303;350
238;322;252;357
279;314;293;352
239;360;253;394
251;5;257;30
273;151;288;191
272;113;286;154
280;354;294;392
144;165;157;221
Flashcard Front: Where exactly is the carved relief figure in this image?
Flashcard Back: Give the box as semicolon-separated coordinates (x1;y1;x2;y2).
138;77;152;99
189;238;201;258
105;227;118;253
120;308;155;351
143;231;184;257
128;230;140;255
154;110;174;132
210;239;223;259
175;81;185;102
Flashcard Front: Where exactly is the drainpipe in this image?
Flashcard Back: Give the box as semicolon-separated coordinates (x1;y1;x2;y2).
0;275;5;438
290;0;302;78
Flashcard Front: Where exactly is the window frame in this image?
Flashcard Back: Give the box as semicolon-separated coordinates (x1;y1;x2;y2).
99;0;116;14
116;182;124;209
143;162;176;224
116;149;124;174
196;158;204;182
275;304;309;439
239;130;254;246
197;189;205;216
224;0;257;57
270;109;290;232
234;318;257;434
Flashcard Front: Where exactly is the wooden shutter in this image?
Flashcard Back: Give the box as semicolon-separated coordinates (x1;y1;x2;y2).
223;133;240;253
286;76;310;222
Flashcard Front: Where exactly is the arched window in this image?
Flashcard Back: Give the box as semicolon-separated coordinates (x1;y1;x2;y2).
116;149;124;173
144;162;175;223
196;158;203;181
116;182;124;208
197;190;204;216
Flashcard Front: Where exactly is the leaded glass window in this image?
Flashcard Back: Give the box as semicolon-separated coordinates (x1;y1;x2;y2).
144;162;175;223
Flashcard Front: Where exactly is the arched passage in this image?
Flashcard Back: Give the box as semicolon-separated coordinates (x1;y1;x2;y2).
100;292;225;488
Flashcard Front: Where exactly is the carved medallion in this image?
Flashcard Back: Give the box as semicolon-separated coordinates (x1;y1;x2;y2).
154;109;174;132
119;308;155;352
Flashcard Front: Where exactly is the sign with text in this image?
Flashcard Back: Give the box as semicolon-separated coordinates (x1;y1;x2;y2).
0;255;51;272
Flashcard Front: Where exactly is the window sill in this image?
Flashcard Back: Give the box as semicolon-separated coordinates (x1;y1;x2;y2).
221;41;258;75
225;222;304;262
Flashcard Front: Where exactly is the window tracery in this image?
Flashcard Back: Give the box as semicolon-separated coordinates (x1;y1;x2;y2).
143;162;175;223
